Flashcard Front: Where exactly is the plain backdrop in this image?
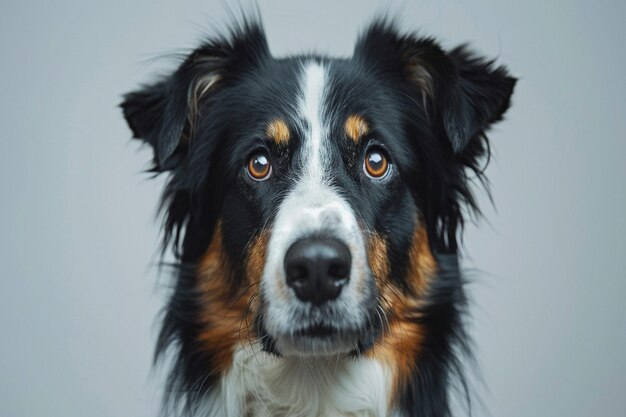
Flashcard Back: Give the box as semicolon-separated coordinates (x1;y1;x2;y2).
1;0;625;416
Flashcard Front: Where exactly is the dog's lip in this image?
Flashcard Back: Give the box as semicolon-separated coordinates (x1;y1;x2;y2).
294;324;338;338
271;324;366;356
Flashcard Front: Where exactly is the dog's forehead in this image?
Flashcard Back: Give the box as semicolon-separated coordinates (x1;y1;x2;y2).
232;56;385;141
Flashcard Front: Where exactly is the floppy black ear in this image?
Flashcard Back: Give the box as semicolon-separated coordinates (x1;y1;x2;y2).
120;22;269;169
354;20;516;153
442;46;516;152
121;60;222;170
121;79;186;169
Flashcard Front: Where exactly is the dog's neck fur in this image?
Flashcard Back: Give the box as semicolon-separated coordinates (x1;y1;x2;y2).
201;343;397;417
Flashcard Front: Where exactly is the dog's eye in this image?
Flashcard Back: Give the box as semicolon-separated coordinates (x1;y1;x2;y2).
363;148;390;179
247;152;272;181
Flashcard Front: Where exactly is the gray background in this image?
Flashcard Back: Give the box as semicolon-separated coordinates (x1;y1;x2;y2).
1;0;624;416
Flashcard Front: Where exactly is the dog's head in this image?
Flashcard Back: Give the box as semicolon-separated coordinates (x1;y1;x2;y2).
122;18;514;413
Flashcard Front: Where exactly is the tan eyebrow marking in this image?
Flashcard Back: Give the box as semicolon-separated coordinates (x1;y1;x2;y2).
344;115;369;143
266;119;290;146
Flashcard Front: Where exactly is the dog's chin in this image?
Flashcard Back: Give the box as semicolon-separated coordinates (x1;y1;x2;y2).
273;325;362;358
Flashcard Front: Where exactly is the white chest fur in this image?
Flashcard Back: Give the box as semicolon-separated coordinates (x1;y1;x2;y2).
201;343;395;417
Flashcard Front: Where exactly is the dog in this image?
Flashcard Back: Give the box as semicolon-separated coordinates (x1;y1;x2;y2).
121;15;515;417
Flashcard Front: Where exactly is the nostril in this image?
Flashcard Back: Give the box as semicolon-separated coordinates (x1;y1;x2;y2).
326;240;351;282
286;264;308;286
328;261;350;280
284;238;351;305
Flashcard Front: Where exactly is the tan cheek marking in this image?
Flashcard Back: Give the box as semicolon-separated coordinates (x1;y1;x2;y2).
344;115;369;143
245;229;269;285
196;222;264;375
266;119;290;146
367;233;390;284
365;225;436;403
406;226;437;297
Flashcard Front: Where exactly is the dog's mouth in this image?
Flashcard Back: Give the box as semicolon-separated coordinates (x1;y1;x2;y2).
265;320;371;357
295;324;337;338
259;278;381;357
262;316;378;357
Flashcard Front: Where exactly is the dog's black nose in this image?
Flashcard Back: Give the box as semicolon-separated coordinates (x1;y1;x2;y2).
284;238;351;305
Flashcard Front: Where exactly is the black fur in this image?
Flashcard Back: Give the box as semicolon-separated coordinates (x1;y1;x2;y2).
121;15;515;417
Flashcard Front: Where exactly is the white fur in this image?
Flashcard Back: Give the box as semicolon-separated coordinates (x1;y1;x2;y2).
300;61;327;181
203;343;394;417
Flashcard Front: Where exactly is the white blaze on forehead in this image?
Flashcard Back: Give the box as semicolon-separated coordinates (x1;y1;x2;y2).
299;61;328;185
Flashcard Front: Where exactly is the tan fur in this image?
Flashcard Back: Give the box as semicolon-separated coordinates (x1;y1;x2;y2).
196;222;269;374
344;115;369;143
266;119;290;145
365;225;436;402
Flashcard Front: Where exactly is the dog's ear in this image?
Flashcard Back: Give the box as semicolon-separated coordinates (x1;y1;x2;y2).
121;22;269;170
439;46;517;152
354;20;516;153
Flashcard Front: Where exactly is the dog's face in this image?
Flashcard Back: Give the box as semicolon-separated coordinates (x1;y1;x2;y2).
222;59;424;357
122;19;515;415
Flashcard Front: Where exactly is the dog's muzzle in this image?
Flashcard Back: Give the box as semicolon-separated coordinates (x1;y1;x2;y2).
259;181;374;357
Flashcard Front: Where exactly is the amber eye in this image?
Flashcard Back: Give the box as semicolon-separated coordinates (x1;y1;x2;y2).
247;152;272;181
364;148;390;179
